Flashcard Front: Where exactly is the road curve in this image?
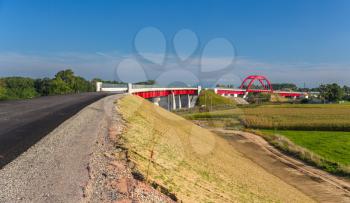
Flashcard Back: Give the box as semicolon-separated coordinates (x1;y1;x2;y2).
0;93;109;168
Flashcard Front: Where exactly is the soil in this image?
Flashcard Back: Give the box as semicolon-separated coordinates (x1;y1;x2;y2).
211;128;350;203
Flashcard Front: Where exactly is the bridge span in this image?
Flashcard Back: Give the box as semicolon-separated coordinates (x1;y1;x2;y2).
96;82;200;110
96;75;319;109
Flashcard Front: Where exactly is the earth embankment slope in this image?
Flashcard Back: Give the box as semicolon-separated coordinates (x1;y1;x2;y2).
117;95;314;202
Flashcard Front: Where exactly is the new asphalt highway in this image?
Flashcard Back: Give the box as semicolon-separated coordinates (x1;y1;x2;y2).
0;93;108;168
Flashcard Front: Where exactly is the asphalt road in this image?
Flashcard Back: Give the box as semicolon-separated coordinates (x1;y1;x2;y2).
0;93;109;168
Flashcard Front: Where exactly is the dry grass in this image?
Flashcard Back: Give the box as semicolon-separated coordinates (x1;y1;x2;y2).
241;104;350;131
270;94;289;103
117;95;314;202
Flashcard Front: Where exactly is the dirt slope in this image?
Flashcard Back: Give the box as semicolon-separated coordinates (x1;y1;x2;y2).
213;129;350;203
117;95;314;202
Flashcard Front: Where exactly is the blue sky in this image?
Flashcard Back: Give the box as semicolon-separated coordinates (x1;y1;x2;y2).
0;0;349;87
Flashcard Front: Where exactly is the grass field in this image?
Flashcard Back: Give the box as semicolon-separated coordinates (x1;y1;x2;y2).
261;130;350;165
117;95;313;202
180;102;350;176
260;130;350;175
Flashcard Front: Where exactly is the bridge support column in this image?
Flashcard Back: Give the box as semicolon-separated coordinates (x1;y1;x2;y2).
178;95;182;109
127;83;133;94
198;85;202;95
234;94;238;98
243;92;249;99
96;82;102;92
172;92;176;110
187;94;191;108
152;97;161;106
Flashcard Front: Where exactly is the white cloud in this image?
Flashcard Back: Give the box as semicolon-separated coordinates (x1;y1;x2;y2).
0;52;349;87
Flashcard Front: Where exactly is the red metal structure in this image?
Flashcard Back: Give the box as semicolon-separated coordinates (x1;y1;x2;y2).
239;75;273;93
216;89;245;95
133;89;197;99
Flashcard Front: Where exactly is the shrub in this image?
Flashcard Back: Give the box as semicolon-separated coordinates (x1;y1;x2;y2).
197;90;236;110
1;77;38;99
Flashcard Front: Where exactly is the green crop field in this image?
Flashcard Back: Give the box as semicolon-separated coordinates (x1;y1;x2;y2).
259;130;350;176
261;130;350;166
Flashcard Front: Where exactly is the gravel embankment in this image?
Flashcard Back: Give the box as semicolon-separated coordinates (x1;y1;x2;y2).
0;93;108;168
0;95;120;202
0;94;173;203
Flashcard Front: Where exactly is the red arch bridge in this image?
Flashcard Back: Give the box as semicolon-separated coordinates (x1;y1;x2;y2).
214;75;311;98
96;75;315;110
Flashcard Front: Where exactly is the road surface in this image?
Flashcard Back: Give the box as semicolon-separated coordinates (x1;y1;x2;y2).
0;93;108;168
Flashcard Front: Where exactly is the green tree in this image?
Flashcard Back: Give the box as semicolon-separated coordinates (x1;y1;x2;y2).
55;69;75;84
343;85;350;101
319;83;344;102
0;79;7;100
49;78;72;95
135;80;156;85
2;77;38;99
72;76;91;93
271;83;298;91
55;69;94;93
34;78;52;96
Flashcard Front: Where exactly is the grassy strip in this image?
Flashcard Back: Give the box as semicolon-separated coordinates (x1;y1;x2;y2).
181;109;241;119
251;129;350;177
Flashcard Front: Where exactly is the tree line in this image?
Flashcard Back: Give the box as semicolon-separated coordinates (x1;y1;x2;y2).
0;69;158;101
319;83;350;102
0;69;97;100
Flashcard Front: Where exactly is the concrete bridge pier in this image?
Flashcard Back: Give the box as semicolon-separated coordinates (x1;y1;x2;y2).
243;92;249;99
172;92;176;110
166;94;195;111
187;94;191;108
178;95;182;109
152;97;161;106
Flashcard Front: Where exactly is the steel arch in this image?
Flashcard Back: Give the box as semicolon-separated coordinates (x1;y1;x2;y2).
239;75;273;92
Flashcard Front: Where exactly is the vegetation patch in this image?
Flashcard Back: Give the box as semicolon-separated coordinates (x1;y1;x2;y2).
181;103;350;131
0;69;96;100
240;103;350;131
197;90;236;110
254;129;350;177
117;95;313;202
180;101;350;177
